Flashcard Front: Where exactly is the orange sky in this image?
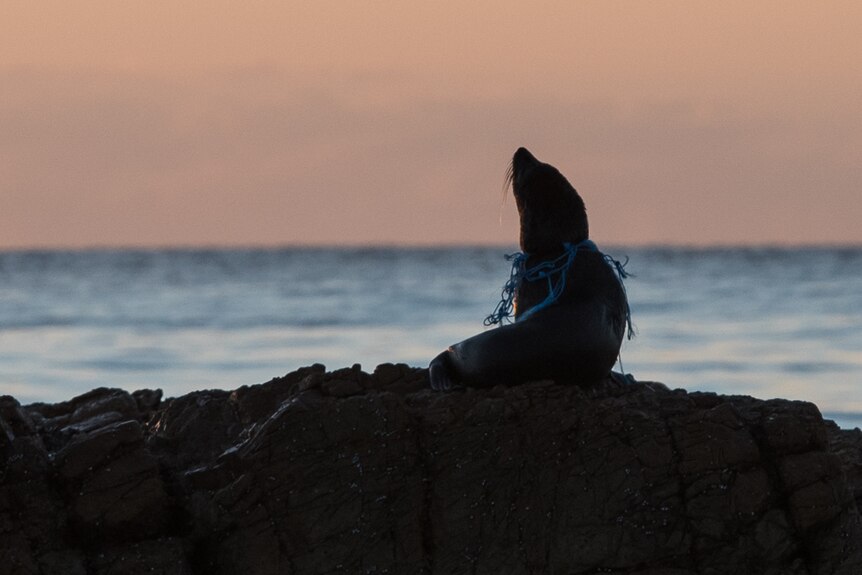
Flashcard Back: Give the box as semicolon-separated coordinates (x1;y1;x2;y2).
2;1;861;249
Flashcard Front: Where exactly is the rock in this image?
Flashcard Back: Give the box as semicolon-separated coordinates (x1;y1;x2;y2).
132;388;163;414
54;419;171;545
54;419;144;480
372;362;427;393
0;397;68;575
3;368;862;574
146;389;242;473
0;395;40;439
827;422;862;508
87;538;191;575
26;388;144;452
230;364;326;426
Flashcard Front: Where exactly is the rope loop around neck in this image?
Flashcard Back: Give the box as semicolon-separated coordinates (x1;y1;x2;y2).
484;240;634;340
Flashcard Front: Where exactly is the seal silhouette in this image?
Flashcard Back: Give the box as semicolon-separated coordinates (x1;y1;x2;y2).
428;147;631;390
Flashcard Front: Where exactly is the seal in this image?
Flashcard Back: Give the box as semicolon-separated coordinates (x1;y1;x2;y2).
428;147;631;390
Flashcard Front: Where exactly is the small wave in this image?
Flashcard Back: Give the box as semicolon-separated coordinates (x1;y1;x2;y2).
779;361;859;374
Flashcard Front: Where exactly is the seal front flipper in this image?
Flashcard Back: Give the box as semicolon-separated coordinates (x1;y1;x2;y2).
429;350;456;391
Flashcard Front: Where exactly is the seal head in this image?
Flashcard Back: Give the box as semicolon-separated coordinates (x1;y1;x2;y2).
511;147;588;255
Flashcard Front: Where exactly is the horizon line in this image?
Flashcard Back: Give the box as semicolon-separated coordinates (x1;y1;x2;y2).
2;239;861;254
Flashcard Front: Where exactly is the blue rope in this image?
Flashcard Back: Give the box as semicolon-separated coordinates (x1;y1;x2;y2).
602;251;635;341
484;240;634;341
483;251;528;326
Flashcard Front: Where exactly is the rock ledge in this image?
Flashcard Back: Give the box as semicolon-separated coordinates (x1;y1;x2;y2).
2;364;861;574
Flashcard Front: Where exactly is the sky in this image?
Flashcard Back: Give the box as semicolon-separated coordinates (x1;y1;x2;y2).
1;1;861;249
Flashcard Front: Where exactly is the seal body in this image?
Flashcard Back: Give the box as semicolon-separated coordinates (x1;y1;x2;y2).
429;147;629;390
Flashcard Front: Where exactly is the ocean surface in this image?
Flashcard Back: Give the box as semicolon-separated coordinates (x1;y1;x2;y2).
2;246;861;429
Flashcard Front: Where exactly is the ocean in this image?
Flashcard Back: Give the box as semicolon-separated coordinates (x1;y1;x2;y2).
2;246;861;428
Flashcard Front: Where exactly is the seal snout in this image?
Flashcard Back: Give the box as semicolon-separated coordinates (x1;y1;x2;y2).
513;147;539;170
512;147;540;190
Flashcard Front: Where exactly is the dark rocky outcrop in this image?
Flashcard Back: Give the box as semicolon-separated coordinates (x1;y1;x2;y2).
2;365;862;574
